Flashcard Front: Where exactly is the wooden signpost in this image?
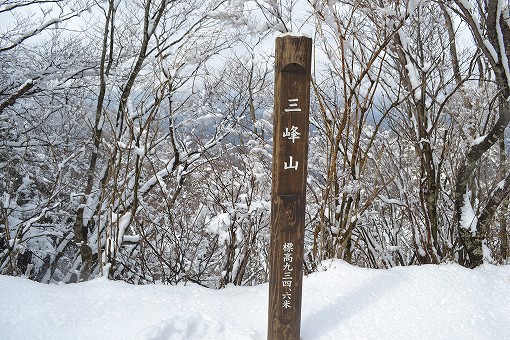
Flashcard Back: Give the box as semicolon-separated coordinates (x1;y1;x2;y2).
267;34;312;340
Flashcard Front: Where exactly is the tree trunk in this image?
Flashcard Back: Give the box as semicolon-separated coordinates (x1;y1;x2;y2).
453;0;510;267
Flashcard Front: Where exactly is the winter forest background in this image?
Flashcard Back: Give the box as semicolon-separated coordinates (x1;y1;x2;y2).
1;0;510;287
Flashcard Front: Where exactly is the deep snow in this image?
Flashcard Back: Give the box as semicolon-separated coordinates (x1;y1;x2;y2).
1;260;510;339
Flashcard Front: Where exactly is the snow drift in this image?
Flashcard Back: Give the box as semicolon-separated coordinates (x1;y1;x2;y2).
1;261;509;339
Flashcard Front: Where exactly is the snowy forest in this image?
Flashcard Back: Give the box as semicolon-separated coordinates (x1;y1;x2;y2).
1;0;510;288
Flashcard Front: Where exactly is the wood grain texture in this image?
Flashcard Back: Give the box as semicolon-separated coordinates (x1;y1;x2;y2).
268;35;312;340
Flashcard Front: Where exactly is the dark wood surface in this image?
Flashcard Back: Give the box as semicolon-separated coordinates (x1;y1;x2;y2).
268;34;312;340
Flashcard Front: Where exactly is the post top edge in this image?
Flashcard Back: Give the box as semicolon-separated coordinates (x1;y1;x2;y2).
278;32;311;39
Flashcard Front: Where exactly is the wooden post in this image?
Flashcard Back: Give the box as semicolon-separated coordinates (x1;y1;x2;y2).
268;34;312;340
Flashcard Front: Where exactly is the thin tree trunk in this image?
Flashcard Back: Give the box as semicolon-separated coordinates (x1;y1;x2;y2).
73;0;115;280
498;136;509;262
453;0;510;267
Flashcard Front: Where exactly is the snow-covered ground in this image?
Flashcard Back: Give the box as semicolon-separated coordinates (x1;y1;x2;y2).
1;260;509;339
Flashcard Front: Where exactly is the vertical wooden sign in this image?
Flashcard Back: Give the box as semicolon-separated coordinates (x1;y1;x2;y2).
268;34;312;340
